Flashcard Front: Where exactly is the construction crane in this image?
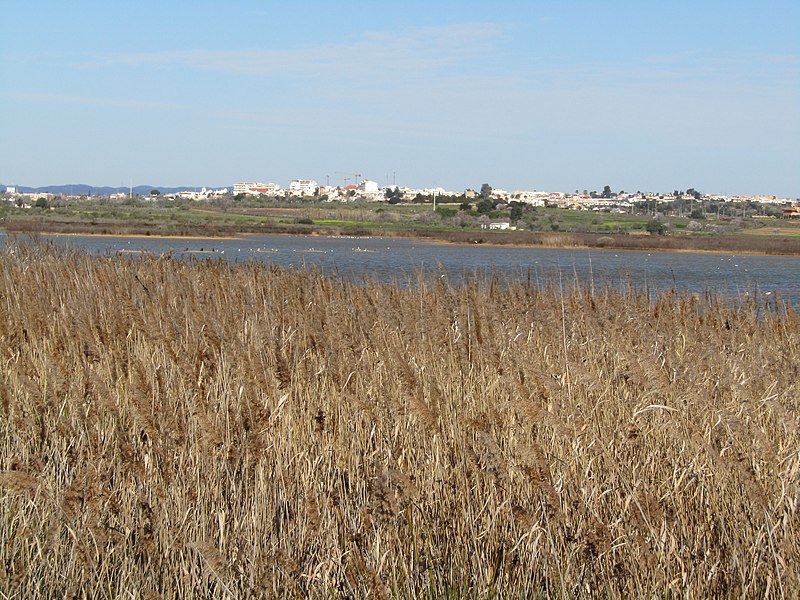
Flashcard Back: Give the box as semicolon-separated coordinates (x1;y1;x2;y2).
334;171;362;187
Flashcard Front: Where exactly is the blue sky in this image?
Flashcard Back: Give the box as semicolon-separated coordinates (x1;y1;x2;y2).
1;1;798;197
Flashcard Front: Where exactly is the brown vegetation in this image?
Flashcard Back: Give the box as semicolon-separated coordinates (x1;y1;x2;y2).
1;218;305;239
0;241;798;597
6;218;800;255
412;229;800;255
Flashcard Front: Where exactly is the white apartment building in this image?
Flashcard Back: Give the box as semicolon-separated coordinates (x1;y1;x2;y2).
288;179;319;196
354;179;386;201
234;182;282;196
357;179;379;193
510;191;547;206
490;188;511;201
234;182;257;195
421;186;448;196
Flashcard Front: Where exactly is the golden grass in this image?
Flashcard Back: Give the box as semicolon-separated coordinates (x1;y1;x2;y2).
0;241;798;598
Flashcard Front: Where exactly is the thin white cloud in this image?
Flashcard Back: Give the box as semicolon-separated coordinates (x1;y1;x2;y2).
520;50;800;92
765;54;800;65
92;22;504;79
3;91;185;111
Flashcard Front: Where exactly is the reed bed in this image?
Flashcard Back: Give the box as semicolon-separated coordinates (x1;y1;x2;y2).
0;241;798;598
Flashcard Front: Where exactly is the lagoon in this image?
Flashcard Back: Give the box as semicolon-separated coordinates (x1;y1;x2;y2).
5;232;799;306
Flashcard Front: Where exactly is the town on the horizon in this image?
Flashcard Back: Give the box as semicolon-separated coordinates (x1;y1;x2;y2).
3;178;798;214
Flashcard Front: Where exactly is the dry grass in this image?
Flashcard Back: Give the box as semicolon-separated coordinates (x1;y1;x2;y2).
415;229;800;255
0;240;798;598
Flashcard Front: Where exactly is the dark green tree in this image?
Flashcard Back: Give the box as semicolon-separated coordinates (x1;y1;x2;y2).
384;187;402;203
646;219;666;235
480;183;493;200
384;187;403;204
476;198;495;214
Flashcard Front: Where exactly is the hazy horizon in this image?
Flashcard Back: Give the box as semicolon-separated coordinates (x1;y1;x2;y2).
1;1;798;197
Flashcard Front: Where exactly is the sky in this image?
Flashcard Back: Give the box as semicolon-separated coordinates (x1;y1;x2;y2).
1;1;798;197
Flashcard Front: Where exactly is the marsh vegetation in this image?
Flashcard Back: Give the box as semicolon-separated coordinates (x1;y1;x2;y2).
3;196;800;255
0;242;798;597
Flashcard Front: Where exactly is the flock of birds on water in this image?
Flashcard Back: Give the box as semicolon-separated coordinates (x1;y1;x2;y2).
116;240;746;272
116;240;391;257
178;246;389;255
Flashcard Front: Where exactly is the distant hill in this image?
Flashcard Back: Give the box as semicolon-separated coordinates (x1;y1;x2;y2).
0;184;221;195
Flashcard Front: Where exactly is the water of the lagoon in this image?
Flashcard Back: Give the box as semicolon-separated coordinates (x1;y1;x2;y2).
3;232;799;307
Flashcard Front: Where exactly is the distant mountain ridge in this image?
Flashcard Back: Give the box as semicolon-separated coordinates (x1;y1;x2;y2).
0;184;223;195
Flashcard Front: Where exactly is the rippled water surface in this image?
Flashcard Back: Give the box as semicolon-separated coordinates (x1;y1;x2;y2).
5;233;799;306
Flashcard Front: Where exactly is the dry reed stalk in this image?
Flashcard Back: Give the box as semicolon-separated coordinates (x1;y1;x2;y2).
0;240;798;597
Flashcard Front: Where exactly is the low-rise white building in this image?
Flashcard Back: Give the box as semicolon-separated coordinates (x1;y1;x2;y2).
490;188;511;201
174;187;230;200
488;220;511;230
234;182;281;196
357;179;379;193
510;191;547;206
288;179;319;197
